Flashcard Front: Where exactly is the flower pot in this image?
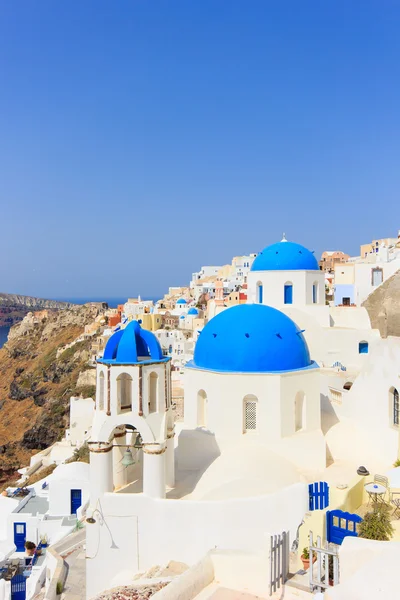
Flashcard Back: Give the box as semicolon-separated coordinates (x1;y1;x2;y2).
301;555;317;570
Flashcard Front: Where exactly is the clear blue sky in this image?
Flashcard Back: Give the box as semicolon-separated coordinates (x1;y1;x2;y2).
1;1;399;300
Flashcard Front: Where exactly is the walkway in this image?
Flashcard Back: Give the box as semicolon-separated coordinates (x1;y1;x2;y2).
58;530;86;600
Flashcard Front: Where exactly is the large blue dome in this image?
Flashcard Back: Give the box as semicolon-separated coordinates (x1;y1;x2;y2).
251;241;319;271
99;320;165;365
189;304;313;373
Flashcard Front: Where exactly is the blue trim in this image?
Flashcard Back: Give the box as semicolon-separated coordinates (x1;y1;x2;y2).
327;509;362;545
309;481;329;511
258;284;263;304
98;357;170;366
284;284;293;304
359;342;369;354
186;359;319;375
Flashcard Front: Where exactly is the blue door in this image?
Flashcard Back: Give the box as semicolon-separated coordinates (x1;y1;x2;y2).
284;284;293;304
13;522;26;552
11;574;26;600
327;509;362;545
71;489;82;515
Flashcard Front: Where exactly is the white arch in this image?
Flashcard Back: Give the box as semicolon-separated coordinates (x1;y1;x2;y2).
117;373;132;411
295;391;306;432
97;414;156;444
149;372;158;414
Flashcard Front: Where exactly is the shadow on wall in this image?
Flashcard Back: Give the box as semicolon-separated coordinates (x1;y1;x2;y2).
320;393;340;435
169;429;221;499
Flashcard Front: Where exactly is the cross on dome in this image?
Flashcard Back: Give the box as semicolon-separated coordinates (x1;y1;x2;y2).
281;233;288;242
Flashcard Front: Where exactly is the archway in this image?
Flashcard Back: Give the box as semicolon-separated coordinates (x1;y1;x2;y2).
284;282;293;304
117;373;132;411
197;390;208;427
99;372;105;411
243;394;258;432
149;372;158;414
295;391;306;432
390;387;399;427
312;282;318;304
256;281;263;304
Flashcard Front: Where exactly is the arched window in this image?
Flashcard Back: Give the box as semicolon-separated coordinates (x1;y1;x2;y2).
390;387;399;427
197;389;207;427
312;282;318;304
243;395;258;432
149;372;158;413
256;281;263;304
295;391;306;432
284;283;293;304
98;372;105;411
359;341;369;354
117;373;132;410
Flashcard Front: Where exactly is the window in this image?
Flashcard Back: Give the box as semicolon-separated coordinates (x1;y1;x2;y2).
149;372;158;413
257;281;263;304
117;373;132;410
284;283;293;304
197;390;207;427
99;372;105;411
343;297;350;306
243;395;258;432
371;268;383;287
295;392;306;432
391;387;399;427
312;283;318;304
359;341;369;354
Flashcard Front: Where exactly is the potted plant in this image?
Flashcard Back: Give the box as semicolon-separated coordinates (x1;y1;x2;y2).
359;503;394;541
40;534;48;548
24;541;36;556
301;546;316;570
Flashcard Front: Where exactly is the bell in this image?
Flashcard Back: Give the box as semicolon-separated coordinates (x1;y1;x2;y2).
133;433;143;449
121;448;135;467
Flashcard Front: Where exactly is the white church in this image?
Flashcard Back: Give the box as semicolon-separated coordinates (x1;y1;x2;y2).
86;238;400;599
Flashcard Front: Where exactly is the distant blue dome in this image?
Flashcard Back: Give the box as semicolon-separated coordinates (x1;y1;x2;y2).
179;314;186;319
189;304;313;373
100;320;165;364
251;241;319;271
177;298;187;305
187;307;199;316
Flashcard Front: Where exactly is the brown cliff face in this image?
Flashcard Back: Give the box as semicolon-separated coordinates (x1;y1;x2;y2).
0;305;103;486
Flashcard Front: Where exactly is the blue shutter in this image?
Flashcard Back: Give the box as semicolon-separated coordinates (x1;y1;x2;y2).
309;481;329;511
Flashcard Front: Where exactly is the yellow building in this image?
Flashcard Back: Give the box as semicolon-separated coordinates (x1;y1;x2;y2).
360;235;399;258
132;313;163;332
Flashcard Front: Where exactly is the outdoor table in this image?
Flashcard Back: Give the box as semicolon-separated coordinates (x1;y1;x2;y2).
364;482;386;503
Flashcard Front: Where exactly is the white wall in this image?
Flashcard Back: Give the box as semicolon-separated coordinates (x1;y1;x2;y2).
247;269;325;308
86;482;308;599
354;258;400;305
48;478;90;517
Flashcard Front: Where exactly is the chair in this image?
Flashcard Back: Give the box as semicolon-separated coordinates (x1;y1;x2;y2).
374;474;390;502
391;493;400;519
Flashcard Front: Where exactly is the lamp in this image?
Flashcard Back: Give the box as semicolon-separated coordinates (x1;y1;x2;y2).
121;448;135;467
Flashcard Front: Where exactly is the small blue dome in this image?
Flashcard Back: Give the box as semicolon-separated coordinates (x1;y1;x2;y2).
187;307;199;316
251;241;319;271
177;298;187;305
190;304;312;373
100;320;164;364
179;314;186;319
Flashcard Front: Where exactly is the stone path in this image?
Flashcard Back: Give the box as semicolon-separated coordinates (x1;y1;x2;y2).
61;542;86;600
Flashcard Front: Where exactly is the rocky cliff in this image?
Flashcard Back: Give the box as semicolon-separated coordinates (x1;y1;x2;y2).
0;304;105;486
0;292;74;327
362;269;400;338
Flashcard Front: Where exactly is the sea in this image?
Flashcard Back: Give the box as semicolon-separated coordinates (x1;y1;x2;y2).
0;296;160;349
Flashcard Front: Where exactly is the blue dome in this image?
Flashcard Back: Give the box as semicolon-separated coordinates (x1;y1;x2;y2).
179;314;186;319
190;304;313;373
100;320;164;364
251;241;319;271
187;307;199;316
177;298;187;305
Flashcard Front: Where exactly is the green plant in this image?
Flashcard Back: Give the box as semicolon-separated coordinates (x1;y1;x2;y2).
393;458;400;468
302;546;309;559
74;519;84;531
359;503;394;541
56;581;63;595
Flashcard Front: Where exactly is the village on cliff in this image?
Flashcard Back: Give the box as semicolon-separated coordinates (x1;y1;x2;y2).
1;231;400;600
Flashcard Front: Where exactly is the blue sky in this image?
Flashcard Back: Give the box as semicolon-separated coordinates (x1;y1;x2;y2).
1;1;399;299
